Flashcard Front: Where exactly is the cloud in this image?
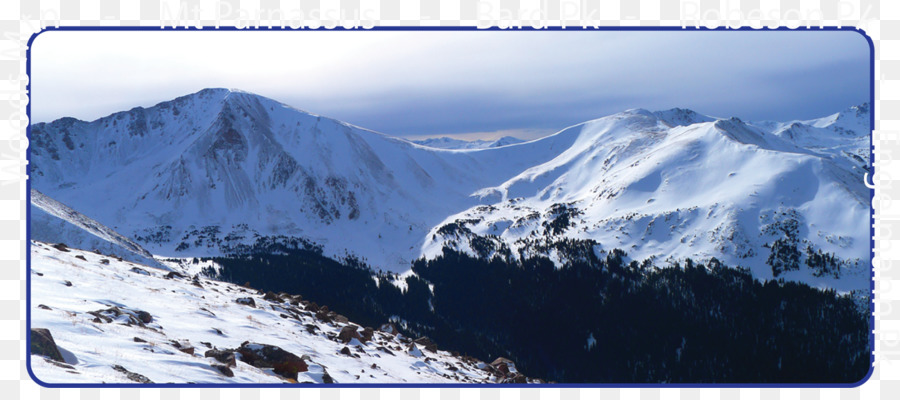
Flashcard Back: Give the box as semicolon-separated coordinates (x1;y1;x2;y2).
30;30;869;139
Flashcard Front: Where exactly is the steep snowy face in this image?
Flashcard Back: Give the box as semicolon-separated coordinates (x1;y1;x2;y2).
424;107;871;292
30;89;571;270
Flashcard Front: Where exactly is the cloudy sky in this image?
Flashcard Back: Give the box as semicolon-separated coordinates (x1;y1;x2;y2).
31;29;870;140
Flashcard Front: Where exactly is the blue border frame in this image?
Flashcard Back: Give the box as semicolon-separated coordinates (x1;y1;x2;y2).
23;25;877;389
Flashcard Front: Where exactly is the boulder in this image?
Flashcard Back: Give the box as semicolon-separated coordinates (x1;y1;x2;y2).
237;342;308;380
360;327;375;343
112;364;153;383
99;259;110;265
136;310;153;324
204;348;236;367
331;313;349;324
235;297;256;307
170;340;194;355
213;363;234;377
164;271;185;279
491;357;516;376
52;243;69;252
263;291;279;302
413;336;438;353
74;255;86;261
315;310;332;323
30;328;64;363
338;326;361;344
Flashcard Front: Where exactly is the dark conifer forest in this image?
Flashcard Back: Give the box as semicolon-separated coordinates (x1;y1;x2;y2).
208;238;871;384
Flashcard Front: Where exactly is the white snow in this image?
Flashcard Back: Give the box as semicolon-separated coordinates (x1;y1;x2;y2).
30;89;871;291
28;241;507;384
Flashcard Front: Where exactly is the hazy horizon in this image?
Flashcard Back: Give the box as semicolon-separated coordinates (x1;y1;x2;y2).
31;30;870;140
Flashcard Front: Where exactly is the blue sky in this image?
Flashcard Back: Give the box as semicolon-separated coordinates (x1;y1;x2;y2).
31;30;870;140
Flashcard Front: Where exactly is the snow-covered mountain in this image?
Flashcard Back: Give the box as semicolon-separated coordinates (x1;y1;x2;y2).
424;109;871;291
412;136;525;150
30;241;530;384
29;89;871;291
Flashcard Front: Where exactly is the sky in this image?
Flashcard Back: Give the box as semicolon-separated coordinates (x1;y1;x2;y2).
31;30;870;140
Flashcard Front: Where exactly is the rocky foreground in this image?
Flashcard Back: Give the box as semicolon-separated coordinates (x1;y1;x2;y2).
29;241;537;384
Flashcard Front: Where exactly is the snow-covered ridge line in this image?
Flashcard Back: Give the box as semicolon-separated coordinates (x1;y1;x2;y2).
29;88;870;291
30;241;538;384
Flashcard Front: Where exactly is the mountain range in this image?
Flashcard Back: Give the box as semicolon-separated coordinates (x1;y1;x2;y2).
29;88;871;291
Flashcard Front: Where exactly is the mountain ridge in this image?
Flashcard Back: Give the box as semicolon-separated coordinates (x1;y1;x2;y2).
29;89;871;291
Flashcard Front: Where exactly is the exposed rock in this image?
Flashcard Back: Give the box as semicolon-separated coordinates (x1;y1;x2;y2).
37;304;52;310
413;337;438;353
165;271;185;279
74;255;86;261
112;364;153;383
30;328;64;362
315;310;332;323
360;327;375;342
490;357;516;377
236;342;308;380
63;280;72;287
340;346;352;356
170;340;194;355
332;313;349;324
263;291;280;302
235;297;256;307
338;325;361;344
213;363;234;377
133;337;147;343
129;267;150;275
204;348;236;367
136;310;153;324
52;243;69;252
87;306;151;327
99;259;110;265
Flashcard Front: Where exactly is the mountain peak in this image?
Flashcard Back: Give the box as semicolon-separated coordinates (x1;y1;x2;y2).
653;107;715;127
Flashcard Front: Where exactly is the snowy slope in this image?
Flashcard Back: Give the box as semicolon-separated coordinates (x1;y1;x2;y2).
412;136;525;150
29;89;871;291
30;189;165;269
29;241;528;384
30;89;575;270
423;109;871;292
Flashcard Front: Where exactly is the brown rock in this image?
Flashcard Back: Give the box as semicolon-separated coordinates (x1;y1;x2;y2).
338;325;361;344
30;328;64;362
237;342;308;380
413;337;438;353
213;363;234;377
204;348;236;367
